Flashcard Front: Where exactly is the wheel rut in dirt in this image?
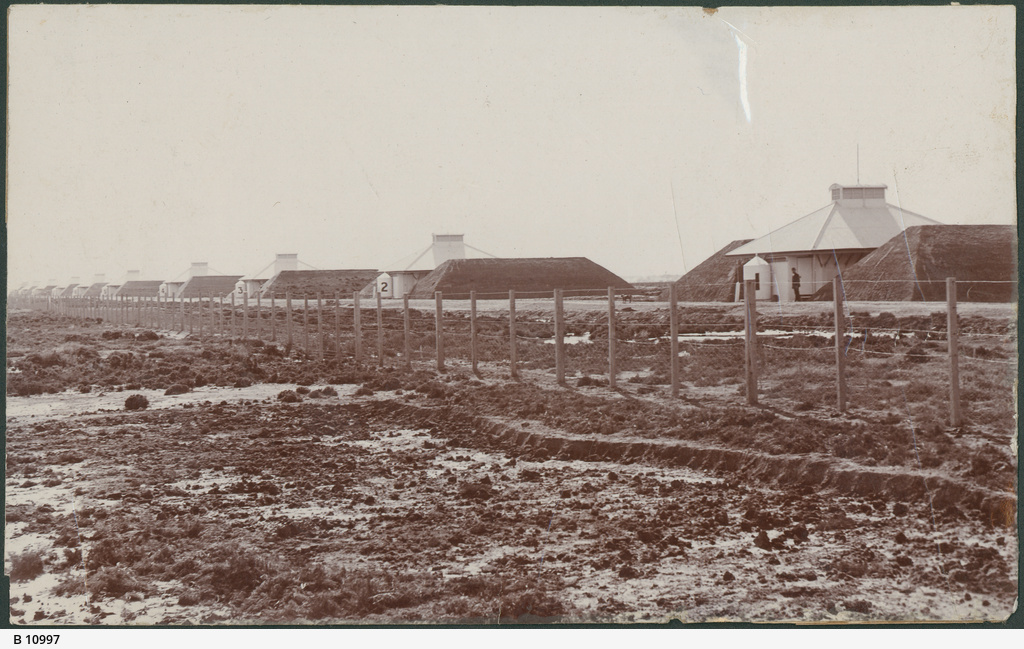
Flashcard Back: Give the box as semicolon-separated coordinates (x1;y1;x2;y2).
366;401;1017;527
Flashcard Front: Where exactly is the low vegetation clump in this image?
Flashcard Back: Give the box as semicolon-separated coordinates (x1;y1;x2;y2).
8;550;45;582
124;394;150;411
164;384;190;396
90;566;145;599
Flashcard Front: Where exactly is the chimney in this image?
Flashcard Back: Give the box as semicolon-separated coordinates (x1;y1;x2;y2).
431;234;466;267
69;276;80;286
274;254;299;275
189;262;209;278
830;183;887;205
93;274;106;284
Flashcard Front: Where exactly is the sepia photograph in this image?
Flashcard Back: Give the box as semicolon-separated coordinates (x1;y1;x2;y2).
4;3;1018;628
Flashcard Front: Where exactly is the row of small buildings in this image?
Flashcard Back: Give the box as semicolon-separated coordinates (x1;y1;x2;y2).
11;180;1017;304
13;236;633;302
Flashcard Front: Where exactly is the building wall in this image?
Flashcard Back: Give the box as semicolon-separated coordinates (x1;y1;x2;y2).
390;273;419;299
765;252;866;301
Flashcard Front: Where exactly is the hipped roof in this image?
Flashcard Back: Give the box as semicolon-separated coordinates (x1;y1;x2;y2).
81;283;107;297
177;275;243;298
408;257;632;299
114;281;164;297
728;202;940;257
259;269;379;297
836;225;1017;302
663;239;753;302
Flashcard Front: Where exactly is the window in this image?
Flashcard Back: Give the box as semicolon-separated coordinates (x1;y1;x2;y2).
843;187;865;199
754;273;760;291
832;188;841;201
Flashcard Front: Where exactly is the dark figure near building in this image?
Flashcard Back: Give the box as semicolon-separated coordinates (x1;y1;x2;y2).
791;268;801;302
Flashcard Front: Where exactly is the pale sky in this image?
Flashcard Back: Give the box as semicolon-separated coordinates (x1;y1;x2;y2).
6;4;1016;290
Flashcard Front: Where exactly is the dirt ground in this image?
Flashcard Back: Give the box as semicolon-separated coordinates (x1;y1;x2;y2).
4;309;1018;625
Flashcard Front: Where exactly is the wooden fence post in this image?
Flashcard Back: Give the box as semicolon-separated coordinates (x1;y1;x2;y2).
230;292;236;338
353;292;362;363
947;277;962;427
669;283;680;398
744;279;758;406
608;287;617;389
179;293;185;333
188;297;194;335
470;290;478;376
256;291;262;340
270;294;277;342
509;289;518;380
435;291;445;371
834;277;848;413
303;295;310;355
286;292;293;350
334;292;341;359
242;293;248;339
317;293;324;362
198;293;205;340
376;292;384;367
219;294;225;336
554;289;566;385
404;294;412;370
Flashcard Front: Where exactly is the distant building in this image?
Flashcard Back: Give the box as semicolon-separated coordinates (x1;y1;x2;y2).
162;263;210;299
260;269;379;299
238;254;300;298
380;234;497;299
177;275;244;298
82;275;107;298
838;224;1017;302
114;281;164;298
35;284;57;298
58;278;81;298
723;183;940;302
100;284;121;299
407;257;633;299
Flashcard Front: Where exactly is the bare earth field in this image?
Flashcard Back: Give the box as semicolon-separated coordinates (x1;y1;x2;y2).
4;306;1018;625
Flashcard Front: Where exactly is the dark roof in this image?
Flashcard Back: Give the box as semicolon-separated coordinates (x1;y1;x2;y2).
82;282;107;298
826;225;1017;302
58;284;79;297
408;257;633;299
663;239;754;302
177;275;243;298
114;281;164;298
260;270;379;298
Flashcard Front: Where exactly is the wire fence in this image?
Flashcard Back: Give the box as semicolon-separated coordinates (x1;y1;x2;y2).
7;277;1016;425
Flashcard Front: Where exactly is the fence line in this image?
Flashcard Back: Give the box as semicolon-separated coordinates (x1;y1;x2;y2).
8;278;1012;425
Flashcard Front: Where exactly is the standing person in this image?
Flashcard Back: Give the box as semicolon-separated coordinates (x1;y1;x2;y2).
791;268;801;302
